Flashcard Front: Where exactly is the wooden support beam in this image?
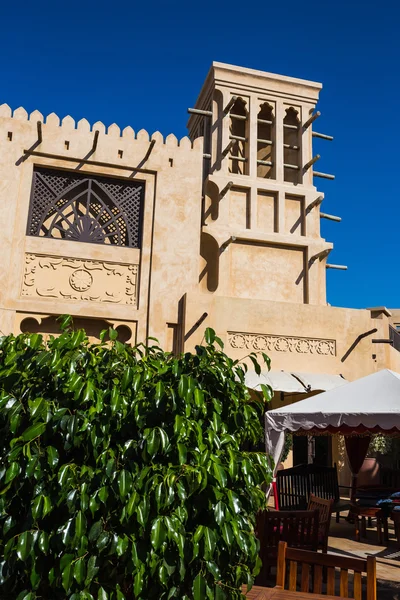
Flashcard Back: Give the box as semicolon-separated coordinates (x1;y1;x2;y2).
92;130;99;152
140;139;156;164
314;171;335;180
220;181;234;197
303;154;321;171
230;113;247;121
37;121;42;144
326;264;347;270
229;135;247;142
307;195;324;212
320;212;342;222
372;339;393;344
313;131;334;141
310;248;330;262
224;96;238;113
304;111;321;129
188;108;213;117
221;139;236;158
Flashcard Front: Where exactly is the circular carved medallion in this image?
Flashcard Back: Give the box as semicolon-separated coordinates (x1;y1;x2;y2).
69;269;93;292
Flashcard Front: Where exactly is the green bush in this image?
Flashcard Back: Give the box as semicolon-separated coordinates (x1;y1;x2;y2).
0;319;272;599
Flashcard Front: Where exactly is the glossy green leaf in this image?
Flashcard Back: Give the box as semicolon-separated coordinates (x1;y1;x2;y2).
204;328;216;345
204;527;216;559
85;555;99;586
17;531;33;561
21;422;46;442
38;531;49;554
213;463;227;488
146;429;160;458
88;521;102;543
150;517;167;550
46;446;59;469
118;469;132;498
29;397;46;418
98;587;108;600
74;557;86;584
116;534;129;556
193;572;206;600
62;561;73;592
5;461;20;483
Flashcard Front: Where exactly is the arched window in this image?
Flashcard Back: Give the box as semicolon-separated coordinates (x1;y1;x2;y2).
283;107;301;183
257;103;274;179
229;98;248;175
27;168;144;248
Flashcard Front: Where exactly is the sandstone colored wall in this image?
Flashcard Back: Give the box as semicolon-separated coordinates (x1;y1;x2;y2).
0;104;203;347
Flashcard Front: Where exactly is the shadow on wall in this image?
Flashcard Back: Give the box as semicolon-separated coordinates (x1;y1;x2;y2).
199;232;219;292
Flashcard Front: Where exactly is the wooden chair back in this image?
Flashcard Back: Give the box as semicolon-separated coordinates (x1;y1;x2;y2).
307;494;334;552
276;541;377;600
276;464;341;511
380;465;400;489
257;509;319;558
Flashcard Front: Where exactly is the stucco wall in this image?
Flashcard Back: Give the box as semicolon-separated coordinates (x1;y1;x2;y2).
0;104;203;346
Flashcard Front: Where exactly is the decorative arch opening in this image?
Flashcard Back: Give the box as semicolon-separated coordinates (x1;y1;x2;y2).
283;107;301;184
257;103;275;179
229;98;248;175
20;315;133;343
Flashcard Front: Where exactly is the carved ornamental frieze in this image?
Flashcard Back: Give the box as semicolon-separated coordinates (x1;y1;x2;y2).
228;332;336;356
22;254;138;306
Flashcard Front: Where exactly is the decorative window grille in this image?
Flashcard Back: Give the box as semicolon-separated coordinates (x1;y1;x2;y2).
27;167;145;248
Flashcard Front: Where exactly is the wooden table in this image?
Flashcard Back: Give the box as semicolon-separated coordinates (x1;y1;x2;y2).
351;504;387;543
244;585;348;599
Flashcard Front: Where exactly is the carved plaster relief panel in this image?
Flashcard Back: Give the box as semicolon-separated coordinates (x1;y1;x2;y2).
22;254;139;306
228;331;336;356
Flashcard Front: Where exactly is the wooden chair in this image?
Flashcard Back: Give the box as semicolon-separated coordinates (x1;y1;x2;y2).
307;494;334;552
276;541;377;600
256;509;319;586
276;464;351;522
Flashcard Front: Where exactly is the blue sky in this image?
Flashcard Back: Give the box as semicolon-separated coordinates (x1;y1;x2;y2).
1;0;398;309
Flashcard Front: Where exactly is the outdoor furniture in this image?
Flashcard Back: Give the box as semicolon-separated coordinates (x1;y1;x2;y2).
276;464;350;522
307;494;333;552
351;505;387;544
244;585;351;599
391;509;400;545
276;540;377;599
256;509;319;585
265;370;400;506
380;465;400;489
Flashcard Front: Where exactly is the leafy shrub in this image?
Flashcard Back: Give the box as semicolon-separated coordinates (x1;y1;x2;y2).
0;320;272;599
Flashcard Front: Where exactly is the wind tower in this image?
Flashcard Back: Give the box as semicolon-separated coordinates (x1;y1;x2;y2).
187;62;343;306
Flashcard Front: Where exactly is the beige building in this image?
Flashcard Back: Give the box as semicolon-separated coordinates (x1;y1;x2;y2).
0;61;398;470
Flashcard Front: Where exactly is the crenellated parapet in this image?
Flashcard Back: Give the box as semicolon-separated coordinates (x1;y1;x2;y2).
0;103;202;151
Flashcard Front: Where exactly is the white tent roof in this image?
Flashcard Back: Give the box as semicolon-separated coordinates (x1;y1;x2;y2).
266;369;400;433
245;370;346;393
265;369;400;470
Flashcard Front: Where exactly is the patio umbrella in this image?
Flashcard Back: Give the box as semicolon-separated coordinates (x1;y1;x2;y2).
265;369;400;501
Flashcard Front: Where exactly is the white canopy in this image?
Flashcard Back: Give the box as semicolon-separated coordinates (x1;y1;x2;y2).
265;369;400;470
245;370;346;394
